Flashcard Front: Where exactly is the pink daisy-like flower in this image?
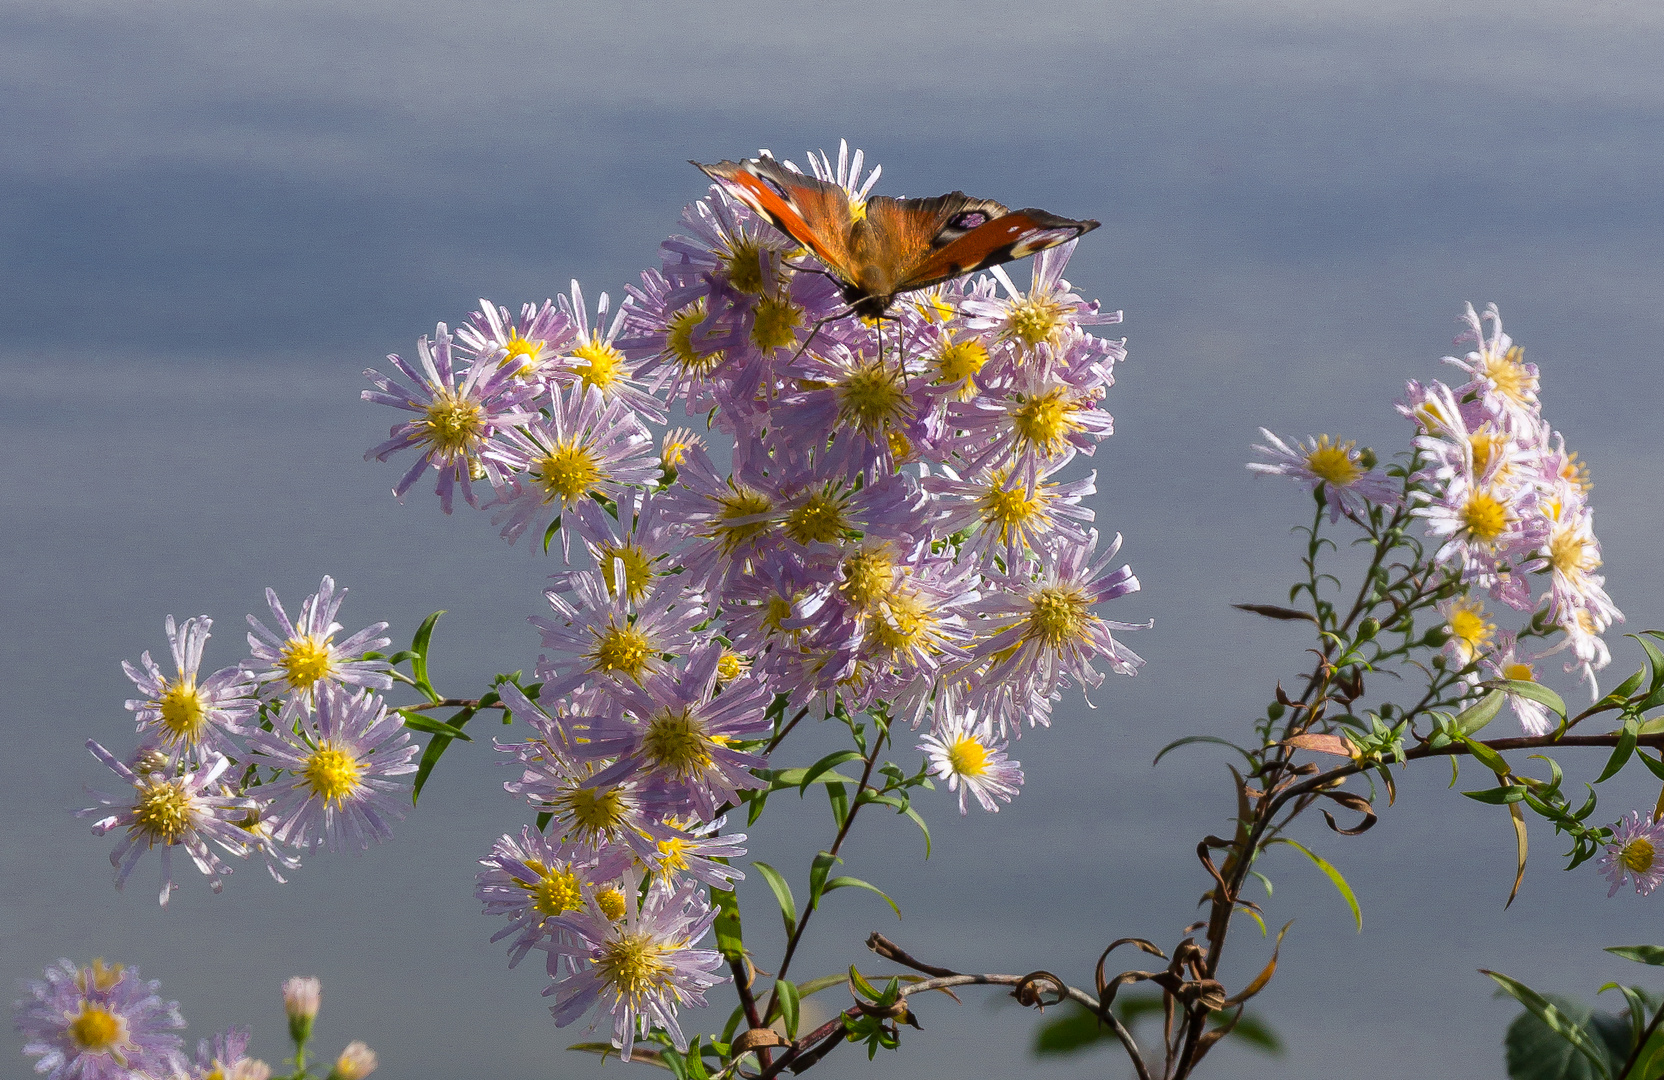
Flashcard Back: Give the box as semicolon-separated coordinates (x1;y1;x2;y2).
925;456;1096;568
1444;302;1541;432
960;239;1122;360
532;563;706;702
475;827;633;969
78;743;257;905
454;297;577;384
544;877;726;1061
244;576;393;704
245;685;418;852
642;815;748;888
14;959;187;1080
362;326;538;513
187;1027;263;1080
123;615;257;765
549;280;668;423
1248;429;1399;522
1599;811;1664;897
1481;633;1557;737
919;709;1023;814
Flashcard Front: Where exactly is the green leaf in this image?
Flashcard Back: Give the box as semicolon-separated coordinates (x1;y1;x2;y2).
408;610;445;704
800;750;864;794
797;973;848;999
808;851;840;911
1152;735;1256;768
1596;719;1640;784
1461;734;1512;777
902;805;932;858
1604;668;1647;707
1269;838;1361;931
1605;946;1664;967
752;861;797;938
1639;633;1664;694
1485;680;1568;722
824;876;902;919
848;965;881;1001
410;705;476;805
709;887;744;961
1464;785;1527;805
775;979;801;1039
1484;971;1615;1080
567;1043;673;1070
1456;691;1506;737
826;782;849;830
393;710;472;741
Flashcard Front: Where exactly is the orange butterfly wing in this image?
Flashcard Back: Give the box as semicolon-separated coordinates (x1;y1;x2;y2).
692;158;861;281
891;202;1100;293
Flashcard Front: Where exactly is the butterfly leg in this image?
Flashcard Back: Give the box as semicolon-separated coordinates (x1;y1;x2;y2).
790;308;855;364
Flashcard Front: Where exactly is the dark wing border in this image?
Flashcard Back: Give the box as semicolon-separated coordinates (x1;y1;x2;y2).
896;208;1100;292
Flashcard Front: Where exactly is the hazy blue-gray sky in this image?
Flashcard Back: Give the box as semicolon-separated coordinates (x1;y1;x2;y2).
5;2;1664;1077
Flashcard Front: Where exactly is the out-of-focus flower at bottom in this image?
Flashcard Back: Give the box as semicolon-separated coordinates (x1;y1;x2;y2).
14;959;185;1080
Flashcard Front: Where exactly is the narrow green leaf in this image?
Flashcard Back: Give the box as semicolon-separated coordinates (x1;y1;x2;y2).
826;782;849;830
709;886;744;961
408;610;445;704
1596;719;1640;784
775;979;801;1039
752;861;797;938
567;1043;672;1070
797;973;848;998
1636;634;1664;695
1605;945;1664;967
1461;735;1512;777
394;710;472;740
1463;785;1526;805
1484;679;1568;721
800;750;864;794
807;850;840;911
1152;735;1256;768
1455;691;1506;737
409;706;476;804
824;876;902;919
1483;970;1613;1080
1269;838;1361;931
1597;982;1650;1052
848;965;880;1001
902;805;932;858
1603;668;1647;707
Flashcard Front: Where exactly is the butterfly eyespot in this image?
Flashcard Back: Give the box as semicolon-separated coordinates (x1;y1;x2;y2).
949;211;990;229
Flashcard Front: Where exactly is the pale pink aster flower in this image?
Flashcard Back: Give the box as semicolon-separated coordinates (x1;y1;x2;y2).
550;280;668;423
920;710;1023;814
123;615;257;765
14;959;186;1080
281;976;321;1025
925;457;1096;567
244;577;392;704
563;492;685;605
544;877;726;1061
331;1042;378;1080
951;364;1114;472
488;383;659;553
1599;812;1664;897
532;565;706;701
1481;633;1556;736
1411;472;1545;607
620;268;748;414
188;1027;261;1080
775;341;935;480
642;815;748;888
1248;429;1398;522
959;240;1121;360
362;326;537;513
1436;595;1494;674
454;297;577;383
246;686;418;852
658;179;794;307
475;827;633;968
79;743;256;905
1444;303;1541;431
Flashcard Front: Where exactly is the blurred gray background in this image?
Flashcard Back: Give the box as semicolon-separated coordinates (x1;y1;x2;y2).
4;2;1663;1077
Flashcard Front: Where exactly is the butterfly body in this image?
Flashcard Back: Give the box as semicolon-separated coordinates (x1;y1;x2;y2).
694;157;1098;320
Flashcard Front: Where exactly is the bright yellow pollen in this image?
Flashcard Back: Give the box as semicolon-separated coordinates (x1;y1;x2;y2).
1462;490;1509;542
1445;598;1493;664
660;428;705;472
1469;431;1502;477
1504;661;1535;682
887;429;913;462
81;960;125;994
846;195;869;223
914;291;956;322
1304;437;1361;486
724;239;771;295
785;490;849;545
665;302;725;375
570;335;624;392
716;651;746;681
597;543;655;602
132;778;193;844
157;679;206;743
711;485;774;553
1484;344;1537;405
1561;451;1593;494
587;621;654;680
535;442;602;505
657;834;692;874
520;862;584;917
1549;526;1599;578
1011;389;1082;458
278;635;334;692
1006;295;1065;349
303;744;363;807
68;1003;123;1053
841;548;896;612
1621;837;1658;875
980;471;1047;546
936;338;989;397
422;389;484;457
751;296;803;353
595;932;673;1000
501;333;545;378
838;362;909;436
641;709;713;779
596;887;628;921
871;591;936;657
558;784;627;836
1027;585;1090;648
945;735;990;778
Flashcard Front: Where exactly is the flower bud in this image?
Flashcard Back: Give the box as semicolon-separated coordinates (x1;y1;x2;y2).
1356;617;1379;642
282;976;321;1046
327;1041;379;1080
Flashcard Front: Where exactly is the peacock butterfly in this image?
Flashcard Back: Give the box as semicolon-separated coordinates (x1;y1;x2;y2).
693;155;1099;321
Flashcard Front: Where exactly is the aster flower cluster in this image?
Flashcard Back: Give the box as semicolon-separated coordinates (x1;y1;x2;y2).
353;141;1144;1056
13;963;377;1080
82;578;414;905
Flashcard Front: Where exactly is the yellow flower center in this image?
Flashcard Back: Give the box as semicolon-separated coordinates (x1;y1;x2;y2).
596;887;628;921
914;290;956;322
870;591;937;659
657;834;692;874
157;679;207;743
1549;526;1599;578
535;442;603;505
132;778;193;844
723;238;771;295
641;709;713;779
1006;295;1065;349
68;1003;124;1053
1461;490;1509;542
303;744;363;807
1621;837;1658;875
979;471;1047;545
710;485;774;554
587;621;654;681
944;735;989;778
841;547;897;612
1011;389;1083;458
81;960;125;994
594;932;673;1000
1445;599;1493;663
518;860;584;917
278;634;334;692
1304;437;1361;486
660;428;704;472
1469;430;1503;477
666;302;725;375
936;337;989;399
570;335;624;392
784;489;850;545
556;784;628;837
751;295;803;353
1560;451;1593;494
501;332;545;378
1504;661;1535;682
422;389;484;458
1027;585;1090;648
597;543;655;603
762;594;796;635
837;361;910;437
716;651;746;681
1483;344;1536;407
